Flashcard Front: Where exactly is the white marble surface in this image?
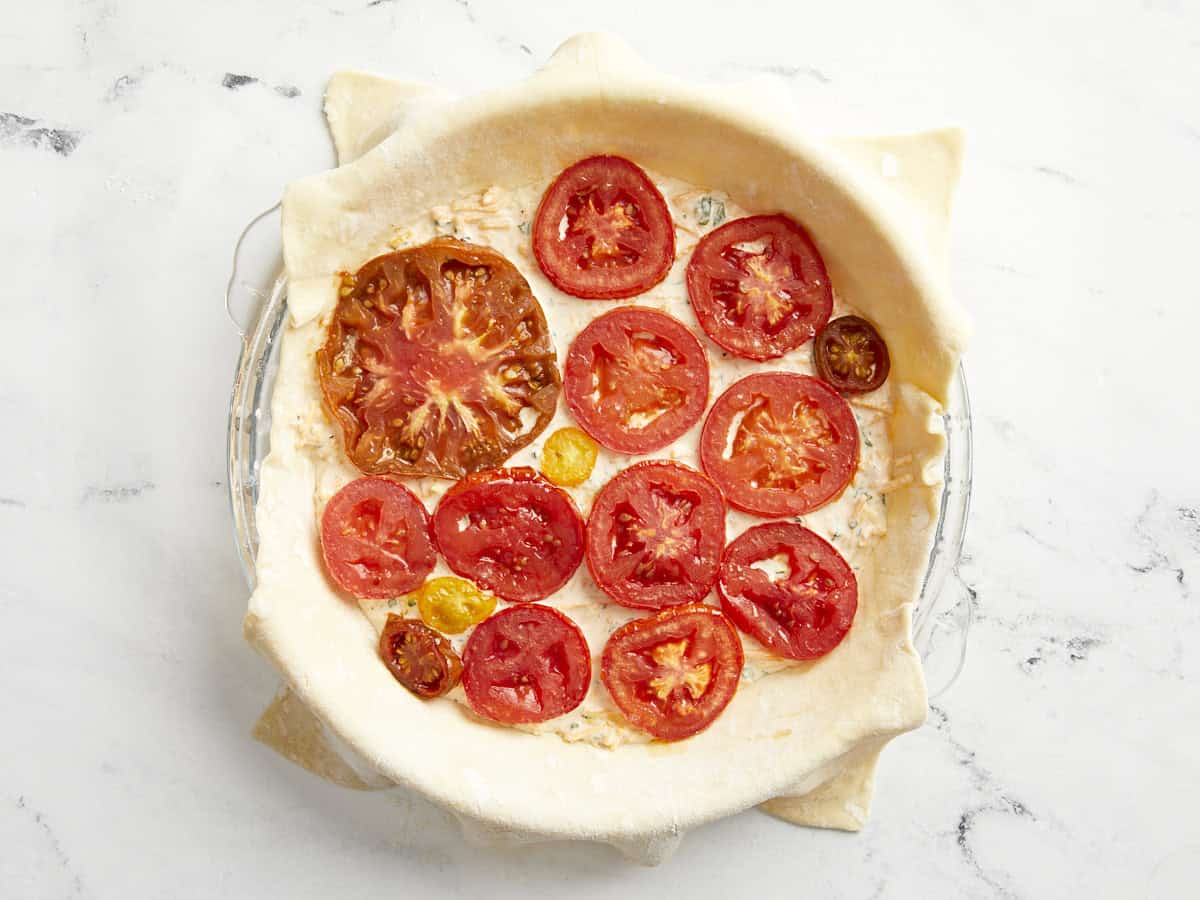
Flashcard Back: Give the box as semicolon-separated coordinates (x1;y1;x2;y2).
2;0;1198;896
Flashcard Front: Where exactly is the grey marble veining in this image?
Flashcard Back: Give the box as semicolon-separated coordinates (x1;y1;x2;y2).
1;0;1197;897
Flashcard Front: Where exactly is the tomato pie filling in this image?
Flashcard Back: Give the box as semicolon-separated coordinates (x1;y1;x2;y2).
300;157;901;746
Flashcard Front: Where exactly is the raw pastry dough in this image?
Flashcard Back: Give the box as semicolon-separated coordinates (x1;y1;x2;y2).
245;33;968;862
324;71;455;167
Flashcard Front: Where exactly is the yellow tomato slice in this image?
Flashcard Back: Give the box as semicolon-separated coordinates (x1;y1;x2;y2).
417;576;497;634
540;427;598;487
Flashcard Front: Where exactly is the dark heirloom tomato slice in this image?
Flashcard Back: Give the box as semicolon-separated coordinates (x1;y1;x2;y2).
532;155;675;300
700;373;859;517
717;523;857;660
814;315;891;395
686;214;833;360
564;307;709;454
586;462;725;610
320;477;437;599
601;604;743;741
462;604;591;724
316;238;561;480
380;614;463;699
432;467;584;603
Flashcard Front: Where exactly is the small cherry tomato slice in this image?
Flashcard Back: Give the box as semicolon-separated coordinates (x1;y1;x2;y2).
601;604;743;741
540;427;598;487
379;614;463;698
316;238;561;480
532;155;675;300
564;306;709;454
320;477;437;599
586;462;725;610
813;315;891;395
462;604;591;723
416;576;497;634
700;373;859;517
686;214;833;360
432;467;585;603
717;523;857;660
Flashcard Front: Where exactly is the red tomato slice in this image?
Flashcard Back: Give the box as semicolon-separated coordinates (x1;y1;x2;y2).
532;155;675;300
700;373;859;517
320;477;437;599
564;306;709;454
462;604;592;724
600;604;743;741
717;523;857;660
316;238;561;480
431;467;584;603
686;214;833;360
586;462;725;610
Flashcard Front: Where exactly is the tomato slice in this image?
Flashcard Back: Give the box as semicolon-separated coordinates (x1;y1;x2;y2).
316;238;561;480
532;155;675;300
686;214;833;360
379;614;463;698
416;576;496;635
462;604;591;724
540;427;598;487
564;306;710;454
717;523;857;660
431;467;585;603
813;315;891;395
700;373;859;517
319;477;437;599
586;462;725;610
600;604;743;741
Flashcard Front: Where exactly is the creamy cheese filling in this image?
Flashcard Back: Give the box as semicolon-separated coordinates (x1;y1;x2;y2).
289;170;902;749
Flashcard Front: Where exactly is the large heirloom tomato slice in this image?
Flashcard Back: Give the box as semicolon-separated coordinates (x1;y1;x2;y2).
431;468;585;603
532;155;675;300
686;214;833;360
319;477;437;599
700;373;859;517
316;238;561;480
564;306;709;454
601;604;743;741
462;604;592;724
585;462;725;610
717;523;857;660
379;614;463;699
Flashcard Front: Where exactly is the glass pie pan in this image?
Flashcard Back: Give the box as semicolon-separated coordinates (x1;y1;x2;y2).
225;204;974;701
